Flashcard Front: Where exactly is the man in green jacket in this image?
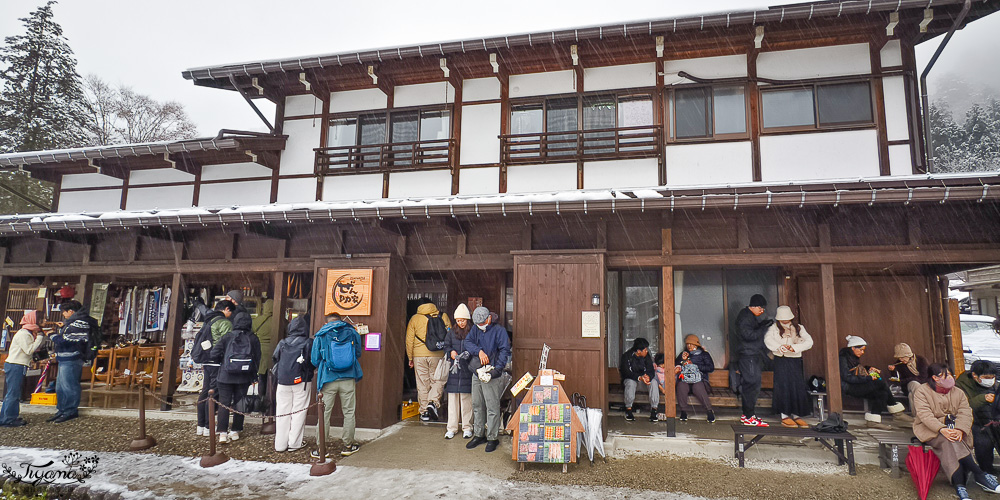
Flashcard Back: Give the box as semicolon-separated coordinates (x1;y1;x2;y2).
956;360;1000;473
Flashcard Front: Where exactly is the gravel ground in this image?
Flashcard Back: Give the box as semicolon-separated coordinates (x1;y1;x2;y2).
0;415;342;464
510;453;965;500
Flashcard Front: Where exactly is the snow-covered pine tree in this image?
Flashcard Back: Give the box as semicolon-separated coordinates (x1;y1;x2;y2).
0;1;88;153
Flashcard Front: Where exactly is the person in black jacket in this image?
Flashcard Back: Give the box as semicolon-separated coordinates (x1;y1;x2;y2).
210;313;261;443
271;317;314;452
734;294;773;427
619;338;657;422
839;335;907;429
49;301;96;423
674;334;715;423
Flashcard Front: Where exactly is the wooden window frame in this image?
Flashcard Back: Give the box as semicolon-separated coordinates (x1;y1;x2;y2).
327;103;453;149
665;83;751;144
759;78;876;135
508;88;658;135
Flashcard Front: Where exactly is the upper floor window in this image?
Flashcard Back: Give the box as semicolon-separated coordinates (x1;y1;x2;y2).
319;106;452;172
670;85;747;140
761;81;873;131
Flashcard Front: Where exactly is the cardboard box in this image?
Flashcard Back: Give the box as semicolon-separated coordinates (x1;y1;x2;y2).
401;401;420;420
30;393;57;406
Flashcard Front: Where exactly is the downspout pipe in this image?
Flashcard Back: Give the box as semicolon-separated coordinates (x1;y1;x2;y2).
920;0;972;173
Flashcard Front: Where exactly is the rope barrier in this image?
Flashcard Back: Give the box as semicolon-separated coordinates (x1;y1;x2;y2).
144;387;318;418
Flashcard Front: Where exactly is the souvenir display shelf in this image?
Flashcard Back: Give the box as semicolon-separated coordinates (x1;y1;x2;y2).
505;376;585;472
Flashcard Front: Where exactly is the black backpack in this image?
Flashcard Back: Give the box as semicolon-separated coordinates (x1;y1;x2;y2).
191;315;221;364
223;330;257;375
421;314;448;351
813;412;849;433
274;339;311;385
84;316;102;362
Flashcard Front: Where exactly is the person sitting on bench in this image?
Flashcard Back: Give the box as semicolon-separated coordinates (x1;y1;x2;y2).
956;360;1000;475
887;342;929;415
620;338;656;423
913;363;1000;499
839;335;910;429
673;335;715;423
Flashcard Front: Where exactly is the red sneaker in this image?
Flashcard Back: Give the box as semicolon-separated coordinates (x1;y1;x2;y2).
740;415;754;426
753;416;769;427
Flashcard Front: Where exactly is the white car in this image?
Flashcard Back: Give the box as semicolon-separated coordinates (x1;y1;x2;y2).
962;314;999;371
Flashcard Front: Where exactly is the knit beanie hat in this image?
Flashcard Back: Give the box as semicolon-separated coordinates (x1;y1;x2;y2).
749;294;767;308
454;303;472;320
893;343;914;359
226;290;244;304
472;306;490;325
846;335;867;348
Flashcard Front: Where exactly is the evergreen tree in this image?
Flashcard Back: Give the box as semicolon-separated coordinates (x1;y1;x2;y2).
0;1;88;153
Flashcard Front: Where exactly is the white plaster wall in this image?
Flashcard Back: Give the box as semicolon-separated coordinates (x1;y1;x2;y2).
665;142;753;186
585;63;656;91
201;162;273;181
285;95;322;117
61;173;123;189
889;144;914;176
276;177;317;203
58;189;122;213
128;168;193;185
463;77;500;101
280;119;322;175
510;70;575;98
394;82;454;108
506;163;577;193
322;173;383;202
387;170;453;199
329;88;388;113
125;185;195;211
583;159;659;189
460;103;501;165
757;43;870;80
663;54;748;84
198;180;271;207
880;40;902;68
882;76;909;142
760;130;880;182
458;166;500;195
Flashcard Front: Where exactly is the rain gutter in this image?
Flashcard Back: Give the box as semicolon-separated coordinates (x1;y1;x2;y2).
920;0;972;172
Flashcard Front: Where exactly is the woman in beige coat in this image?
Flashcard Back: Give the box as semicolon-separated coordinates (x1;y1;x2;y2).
763;306;813;428
913;363;1000;499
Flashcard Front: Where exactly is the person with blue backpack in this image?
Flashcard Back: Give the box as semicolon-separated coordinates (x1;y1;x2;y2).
311;312;363;458
210;309;261;443
272;317;314;452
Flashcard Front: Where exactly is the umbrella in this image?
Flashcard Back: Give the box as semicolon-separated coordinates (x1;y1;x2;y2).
906;445;940;500
34;360;51;393
585;407;606;462
571;393;590;462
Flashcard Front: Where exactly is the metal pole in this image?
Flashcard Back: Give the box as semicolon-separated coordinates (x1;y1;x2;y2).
129;385;157;450
310;393;336;476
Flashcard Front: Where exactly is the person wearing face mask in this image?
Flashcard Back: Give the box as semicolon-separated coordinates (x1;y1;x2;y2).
956;360;1000;474
763;306;813;428
914;363;1000;499
839;335;908;429
463;306;511;453
887;342;929;416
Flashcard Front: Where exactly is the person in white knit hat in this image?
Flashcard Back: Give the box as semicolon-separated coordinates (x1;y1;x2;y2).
839;335;911;429
763;305;813;428
442;304;475;439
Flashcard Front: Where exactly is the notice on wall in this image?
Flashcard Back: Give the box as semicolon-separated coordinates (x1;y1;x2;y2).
90;283;110;327
325;269;373;316
364;332;382;351
581;311;600;338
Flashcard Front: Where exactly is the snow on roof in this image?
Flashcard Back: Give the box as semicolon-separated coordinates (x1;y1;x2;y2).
1;171;997;234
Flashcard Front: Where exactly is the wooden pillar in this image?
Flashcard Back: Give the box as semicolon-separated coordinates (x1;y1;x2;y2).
748;46;762;182
661;266;676;436
0;276;10;329
272;271;286;342
159;272;185;410
450;79;463;195
77;275;89;305
820;264;842;414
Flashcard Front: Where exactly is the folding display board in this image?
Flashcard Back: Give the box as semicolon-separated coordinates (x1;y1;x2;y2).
505;376;585;470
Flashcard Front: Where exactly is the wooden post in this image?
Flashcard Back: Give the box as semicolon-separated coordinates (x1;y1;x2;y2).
946;298;964;375
77;274;89;305
159;272;184;410
661;266;676;436
0;275;10;329
820;264;842;414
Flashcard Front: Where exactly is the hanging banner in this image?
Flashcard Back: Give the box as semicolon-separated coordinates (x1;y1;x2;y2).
325;269;373;316
145;288;163;331
90;283;110;327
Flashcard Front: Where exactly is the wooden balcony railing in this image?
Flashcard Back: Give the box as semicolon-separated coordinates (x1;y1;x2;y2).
315;138;454;175
501;125;662;165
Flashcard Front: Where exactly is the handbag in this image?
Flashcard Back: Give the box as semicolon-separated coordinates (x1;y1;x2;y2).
433;357;450;382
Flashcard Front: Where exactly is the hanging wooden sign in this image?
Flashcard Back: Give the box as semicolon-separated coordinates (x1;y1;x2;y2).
325;269;373;316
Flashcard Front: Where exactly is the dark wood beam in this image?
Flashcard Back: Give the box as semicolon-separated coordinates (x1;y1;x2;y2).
0;259;317;276
609;247;1000;267
160;272;185;410
36;232;92;246
242;224;294;241
821;264;842;414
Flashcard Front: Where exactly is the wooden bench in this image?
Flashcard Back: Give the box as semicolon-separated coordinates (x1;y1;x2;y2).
608;369;775;410
868;430;923;478
730;424;856;475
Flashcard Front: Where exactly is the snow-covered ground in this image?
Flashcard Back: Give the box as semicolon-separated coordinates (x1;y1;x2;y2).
0;446;704;500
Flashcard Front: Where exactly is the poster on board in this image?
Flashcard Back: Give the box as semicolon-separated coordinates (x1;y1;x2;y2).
325;269;373;316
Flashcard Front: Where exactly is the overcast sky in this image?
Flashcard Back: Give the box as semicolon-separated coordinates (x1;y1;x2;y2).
3;0;998;136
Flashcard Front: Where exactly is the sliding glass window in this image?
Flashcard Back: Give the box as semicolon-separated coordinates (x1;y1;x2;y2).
671;85;747;140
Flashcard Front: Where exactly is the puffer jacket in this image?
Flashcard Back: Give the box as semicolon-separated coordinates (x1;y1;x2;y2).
253;299;275;374
405;303;452;361
443;324;473;394
735;307;772;357
311;320;363;387
271;317;314;386
839;347;874;390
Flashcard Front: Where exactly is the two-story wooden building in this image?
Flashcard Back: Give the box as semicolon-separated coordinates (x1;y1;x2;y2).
2;0;999;435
